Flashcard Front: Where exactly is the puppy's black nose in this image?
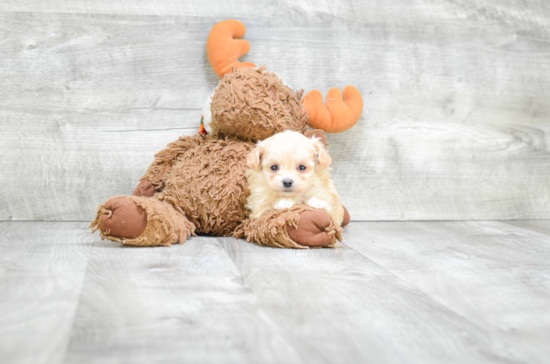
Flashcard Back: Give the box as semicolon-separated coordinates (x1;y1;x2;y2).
282;179;293;188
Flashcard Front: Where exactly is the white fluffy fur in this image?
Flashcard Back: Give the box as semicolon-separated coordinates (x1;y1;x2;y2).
246;130;345;226
201;90;215;135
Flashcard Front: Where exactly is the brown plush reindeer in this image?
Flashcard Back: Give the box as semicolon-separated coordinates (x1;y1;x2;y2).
90;20;363;248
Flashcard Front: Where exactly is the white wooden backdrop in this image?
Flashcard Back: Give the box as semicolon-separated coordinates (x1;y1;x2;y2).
1;0;549;221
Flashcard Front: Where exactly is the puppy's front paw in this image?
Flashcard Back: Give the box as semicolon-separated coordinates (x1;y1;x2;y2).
307;197;329;210
275;198;295;210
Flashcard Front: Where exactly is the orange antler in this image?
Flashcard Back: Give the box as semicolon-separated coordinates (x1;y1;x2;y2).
302;86;363;133
207;20;256;78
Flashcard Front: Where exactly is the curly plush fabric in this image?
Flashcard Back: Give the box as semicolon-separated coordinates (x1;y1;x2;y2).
133;180;156;197
153;135;253;236
90;66;347;249
211;66;307;142
90;196;195;246
90;132;344;248
234;205;342;249
140;135;206;191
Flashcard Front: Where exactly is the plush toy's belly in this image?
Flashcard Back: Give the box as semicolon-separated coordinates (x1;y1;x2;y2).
157;138;253;236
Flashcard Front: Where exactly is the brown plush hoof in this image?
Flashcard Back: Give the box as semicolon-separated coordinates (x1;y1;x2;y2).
342;206;350;227
287;210;335;247
99;197;147;239
133;180;156;197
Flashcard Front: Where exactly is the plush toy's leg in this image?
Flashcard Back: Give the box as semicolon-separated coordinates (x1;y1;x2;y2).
133;180;156;197
342;206;350;227
89;196;195;247
235;206;342;249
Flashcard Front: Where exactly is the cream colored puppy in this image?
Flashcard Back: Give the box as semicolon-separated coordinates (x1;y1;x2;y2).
246;130;345;226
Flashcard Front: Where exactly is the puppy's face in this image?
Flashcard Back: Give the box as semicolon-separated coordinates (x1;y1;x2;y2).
247;130;331;196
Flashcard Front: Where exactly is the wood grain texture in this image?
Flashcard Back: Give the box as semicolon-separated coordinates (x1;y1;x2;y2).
0;222;93;364
503;219;550;236
218;235;516;364
64;236;298;364
343;221;550;364
1;221;550;363
1;1;549;221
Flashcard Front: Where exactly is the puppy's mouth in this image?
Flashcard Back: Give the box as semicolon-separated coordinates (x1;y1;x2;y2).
279;187;298;196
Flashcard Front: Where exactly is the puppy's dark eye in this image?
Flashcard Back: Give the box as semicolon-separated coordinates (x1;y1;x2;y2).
298;165;306;171
271;165;278;171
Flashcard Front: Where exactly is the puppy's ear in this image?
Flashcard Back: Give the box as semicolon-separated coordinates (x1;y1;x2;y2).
313;140;331;168
247;142;263;169
304;129;328;147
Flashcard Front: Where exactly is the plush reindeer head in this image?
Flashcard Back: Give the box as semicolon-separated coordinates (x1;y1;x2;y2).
205;20;363;142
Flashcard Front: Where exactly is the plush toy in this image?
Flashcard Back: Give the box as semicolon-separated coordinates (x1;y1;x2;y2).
90;20;363;248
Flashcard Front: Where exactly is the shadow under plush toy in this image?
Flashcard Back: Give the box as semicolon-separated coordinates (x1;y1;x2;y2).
90;20;363;248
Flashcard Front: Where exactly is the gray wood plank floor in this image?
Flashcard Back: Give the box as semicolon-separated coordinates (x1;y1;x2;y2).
1;221;549;363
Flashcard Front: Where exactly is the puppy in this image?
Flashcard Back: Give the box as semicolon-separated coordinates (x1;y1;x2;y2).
246;130;345;226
